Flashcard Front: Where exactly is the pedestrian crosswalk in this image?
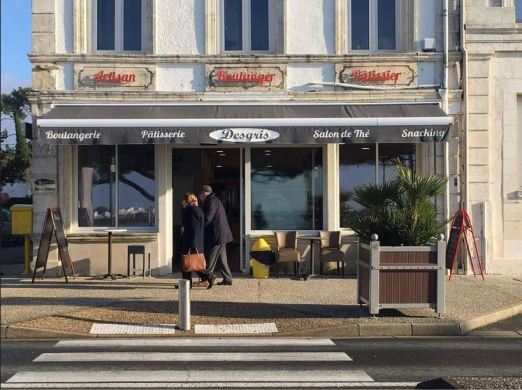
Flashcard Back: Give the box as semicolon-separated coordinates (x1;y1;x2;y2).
3;338;419;389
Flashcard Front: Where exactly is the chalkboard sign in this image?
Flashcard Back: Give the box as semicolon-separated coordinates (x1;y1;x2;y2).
446;209;485;281
32;208;75;283
445;211;464;269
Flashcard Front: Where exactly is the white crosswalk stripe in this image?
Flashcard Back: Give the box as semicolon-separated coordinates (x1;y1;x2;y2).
3;338;419;389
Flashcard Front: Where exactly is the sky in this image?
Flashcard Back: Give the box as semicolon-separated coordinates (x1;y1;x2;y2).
1;0;31;146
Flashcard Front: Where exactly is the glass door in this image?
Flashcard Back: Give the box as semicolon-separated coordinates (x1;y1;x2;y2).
172;148;242;273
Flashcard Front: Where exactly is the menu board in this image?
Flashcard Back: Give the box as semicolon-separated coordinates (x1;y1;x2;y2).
32;208;75;283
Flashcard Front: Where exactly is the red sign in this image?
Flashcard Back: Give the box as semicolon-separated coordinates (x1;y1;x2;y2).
216;70;276;86
92;71;137;84
351;69;401;83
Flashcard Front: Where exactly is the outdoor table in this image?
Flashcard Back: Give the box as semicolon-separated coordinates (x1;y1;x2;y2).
297;235;323;280
94;228;128;280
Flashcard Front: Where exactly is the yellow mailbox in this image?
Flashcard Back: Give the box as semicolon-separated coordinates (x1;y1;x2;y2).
11;204;33;235
10;204;33;275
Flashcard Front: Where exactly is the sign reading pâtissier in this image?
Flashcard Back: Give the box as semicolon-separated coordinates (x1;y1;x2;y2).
207;65;285;92
77;66;154;89
337;64;417;87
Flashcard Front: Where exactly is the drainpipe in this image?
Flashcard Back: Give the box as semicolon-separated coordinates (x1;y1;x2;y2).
442;0;451;238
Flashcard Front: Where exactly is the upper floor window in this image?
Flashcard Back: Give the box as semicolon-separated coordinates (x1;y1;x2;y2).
349;0;400;52
94;0;143;52
222;0;274;52
516;0;522;23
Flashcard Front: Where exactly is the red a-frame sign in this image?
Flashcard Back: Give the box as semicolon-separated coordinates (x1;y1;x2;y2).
446;209;485;281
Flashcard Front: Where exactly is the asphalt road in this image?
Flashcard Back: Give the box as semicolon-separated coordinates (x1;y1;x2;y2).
1;337;521;389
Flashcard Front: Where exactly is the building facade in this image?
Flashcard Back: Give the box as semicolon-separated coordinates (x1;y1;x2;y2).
463;0;522;274
30;0;462;276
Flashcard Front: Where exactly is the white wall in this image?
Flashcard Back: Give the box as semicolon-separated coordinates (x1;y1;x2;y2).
416;0;441;52
155;0;205;55
55;0;73;54
156;64;206;91
286;0;335;55
287;64;335;91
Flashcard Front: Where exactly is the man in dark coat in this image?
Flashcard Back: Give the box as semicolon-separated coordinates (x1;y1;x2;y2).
200;185;233;287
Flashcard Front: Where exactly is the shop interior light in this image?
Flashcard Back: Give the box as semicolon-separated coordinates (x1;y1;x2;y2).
216;150;224;153
361;147;371;150
216;165;223;168
219;153;226;157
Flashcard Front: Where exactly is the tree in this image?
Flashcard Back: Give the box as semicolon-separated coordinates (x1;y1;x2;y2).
1;87;31;186
348;161;448;246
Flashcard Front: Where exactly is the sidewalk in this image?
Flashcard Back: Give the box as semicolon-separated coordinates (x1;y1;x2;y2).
1;274;521;338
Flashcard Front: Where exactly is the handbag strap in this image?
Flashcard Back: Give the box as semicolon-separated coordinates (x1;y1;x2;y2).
186;248;199;255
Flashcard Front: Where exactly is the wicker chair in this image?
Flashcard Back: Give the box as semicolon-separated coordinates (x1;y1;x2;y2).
319;231;345;278
274;231;301;277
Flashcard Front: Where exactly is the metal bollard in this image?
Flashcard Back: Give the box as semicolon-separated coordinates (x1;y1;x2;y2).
178;279;191;331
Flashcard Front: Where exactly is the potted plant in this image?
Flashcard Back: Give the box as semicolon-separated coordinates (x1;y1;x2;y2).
350;162;448;315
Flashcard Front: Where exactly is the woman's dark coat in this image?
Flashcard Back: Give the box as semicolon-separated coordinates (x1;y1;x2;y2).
181;205;205;254
203;193;233;247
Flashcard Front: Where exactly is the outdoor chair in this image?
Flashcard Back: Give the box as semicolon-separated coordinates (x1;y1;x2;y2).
319;230;345;278
274;231;301;277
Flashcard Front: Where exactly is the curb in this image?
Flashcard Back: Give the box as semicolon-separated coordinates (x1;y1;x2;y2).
457;302;522;335
1;302;520;340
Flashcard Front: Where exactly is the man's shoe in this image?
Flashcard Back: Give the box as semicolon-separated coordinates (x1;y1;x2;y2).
193;280;209;288
207;272;215;289
216;280;233;286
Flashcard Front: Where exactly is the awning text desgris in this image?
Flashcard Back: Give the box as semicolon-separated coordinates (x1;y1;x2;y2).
37;103;453;144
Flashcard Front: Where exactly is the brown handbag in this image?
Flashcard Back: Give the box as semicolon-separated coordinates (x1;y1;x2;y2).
182;249;206;273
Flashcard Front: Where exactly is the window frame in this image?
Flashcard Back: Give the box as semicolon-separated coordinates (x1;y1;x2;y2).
74;145;158;232
92;0;146;54
348;0;402;53
220;0;276;54
338;143;418;230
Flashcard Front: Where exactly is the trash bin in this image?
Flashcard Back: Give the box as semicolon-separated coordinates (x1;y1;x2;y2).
251;259;269;279
10;204;33;275
250;238;275;279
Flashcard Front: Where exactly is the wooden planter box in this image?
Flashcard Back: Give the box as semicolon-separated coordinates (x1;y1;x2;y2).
357;237;446;315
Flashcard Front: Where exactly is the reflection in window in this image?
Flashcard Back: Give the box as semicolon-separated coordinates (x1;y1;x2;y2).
350;0;397;51
118;145;155;227
78;146;116;227
78;145;155;228
223;0;271;52
97;0;116;50
351;0;369;50
251;148;323;230
377;144;415;185
96;0;142;51
516;0;522;22
339;144;416;227
378;0;396;50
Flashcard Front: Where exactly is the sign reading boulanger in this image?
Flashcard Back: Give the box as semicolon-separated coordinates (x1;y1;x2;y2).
207;65;285;92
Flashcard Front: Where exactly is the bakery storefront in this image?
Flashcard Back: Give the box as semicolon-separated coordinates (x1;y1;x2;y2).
36;102;452;276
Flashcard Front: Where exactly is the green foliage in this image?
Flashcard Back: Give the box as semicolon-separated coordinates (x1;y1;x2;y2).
1;88;31;186
348;161;448;246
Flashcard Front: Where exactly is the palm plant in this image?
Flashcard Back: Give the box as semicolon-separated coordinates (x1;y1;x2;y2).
348;161;447;246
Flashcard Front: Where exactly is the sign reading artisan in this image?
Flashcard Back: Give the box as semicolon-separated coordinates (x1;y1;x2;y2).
77;66;154;89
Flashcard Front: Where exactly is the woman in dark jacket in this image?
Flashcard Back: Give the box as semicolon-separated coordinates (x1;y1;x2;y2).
181;192;206;288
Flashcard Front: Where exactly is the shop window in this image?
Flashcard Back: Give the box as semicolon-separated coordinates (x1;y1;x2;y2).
94;0;143;52
222;0;275;52
349;0;400;52
251;148;323;230
339;144;415;227
78;145;155;228
516;0;522;23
